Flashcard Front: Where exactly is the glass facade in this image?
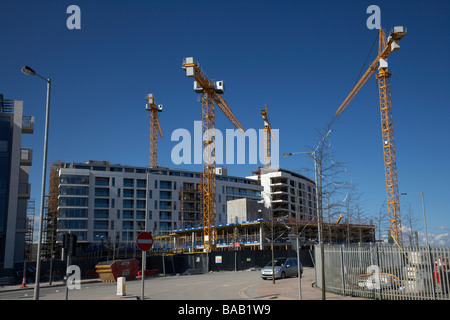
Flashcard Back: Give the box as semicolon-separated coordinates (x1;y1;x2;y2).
0;115;12;235
0;114;12;267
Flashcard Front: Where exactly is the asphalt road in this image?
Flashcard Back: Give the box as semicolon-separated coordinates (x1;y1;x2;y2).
0;267;363;300
0;270;260;300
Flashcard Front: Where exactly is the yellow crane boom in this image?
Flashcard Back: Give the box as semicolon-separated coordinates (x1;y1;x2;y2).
182;57;244;252
335;26;406;245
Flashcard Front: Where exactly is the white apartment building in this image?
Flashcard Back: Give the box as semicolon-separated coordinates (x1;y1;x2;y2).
247;168;317;221
56;161;262;247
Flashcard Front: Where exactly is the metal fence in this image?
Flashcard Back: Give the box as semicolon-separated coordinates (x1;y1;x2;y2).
315;243;450;300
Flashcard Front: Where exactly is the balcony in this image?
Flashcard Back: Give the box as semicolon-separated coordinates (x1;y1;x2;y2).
20;148;33;166
22;116;34;134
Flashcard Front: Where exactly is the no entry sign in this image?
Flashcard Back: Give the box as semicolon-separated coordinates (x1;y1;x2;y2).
136;232;153;251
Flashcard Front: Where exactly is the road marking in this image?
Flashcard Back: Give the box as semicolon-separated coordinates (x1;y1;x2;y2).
238;284;256;299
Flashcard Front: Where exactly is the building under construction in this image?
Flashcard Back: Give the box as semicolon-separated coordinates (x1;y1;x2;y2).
152;218;376;254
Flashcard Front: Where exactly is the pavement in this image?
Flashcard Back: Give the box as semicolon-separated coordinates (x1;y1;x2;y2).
0;267;365;300
244;267;366;300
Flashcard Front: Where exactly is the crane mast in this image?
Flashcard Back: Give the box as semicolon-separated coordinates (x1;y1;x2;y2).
146;94;163;168
376;29;402;244
335;26;406;245
182;57;244;252
261;104;276;168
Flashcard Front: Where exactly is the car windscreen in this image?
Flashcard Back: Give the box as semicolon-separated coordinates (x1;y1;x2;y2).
265;259;286;267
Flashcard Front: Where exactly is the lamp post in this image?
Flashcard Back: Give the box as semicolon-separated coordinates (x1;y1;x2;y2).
283;150;325;299
21;65;51;300
401;192;429;246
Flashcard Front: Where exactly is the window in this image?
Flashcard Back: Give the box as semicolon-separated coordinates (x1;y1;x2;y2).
159;211;172;220
94;209;109;219
95;188;109;197
159;191;171;200
95;177;109;186
122;231;134;241
60;186;89;196
58;219;87;229
94;198;109;208
59;197;88;207
94;220;108;230
123;178;134;187
122;221;134;230
137;179;146;188
60;175;89;185
136;210;145;219
136;190;146;198
123;210;134;219
160;181;172;189
136;200;146;209
59;208;88;218
159;201;172;210
123;189;134;198
136;221;145;231
123;199;134;208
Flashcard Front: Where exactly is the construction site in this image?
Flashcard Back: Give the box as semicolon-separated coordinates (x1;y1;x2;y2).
33;27;409;259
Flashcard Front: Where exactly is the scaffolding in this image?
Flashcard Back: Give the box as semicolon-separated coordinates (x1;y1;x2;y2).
180;183;202;229
24;198;35;261
42;162;61;259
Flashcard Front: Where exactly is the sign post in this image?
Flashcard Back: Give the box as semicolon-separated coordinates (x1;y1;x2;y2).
137;232;153;300
289;235;305;300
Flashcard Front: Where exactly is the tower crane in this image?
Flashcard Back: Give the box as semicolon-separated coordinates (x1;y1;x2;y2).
145;93;163;168
182;57;244;252
261;104;276;168
335;26;407;245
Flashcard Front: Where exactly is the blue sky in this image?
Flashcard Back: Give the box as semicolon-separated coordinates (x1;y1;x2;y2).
1;0;449;244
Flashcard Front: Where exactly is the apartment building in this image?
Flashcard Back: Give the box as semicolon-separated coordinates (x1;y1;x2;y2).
0;94;34;270
56;161;262;248
247;167;317;221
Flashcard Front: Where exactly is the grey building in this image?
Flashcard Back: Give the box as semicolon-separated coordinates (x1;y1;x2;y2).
0;94;34;270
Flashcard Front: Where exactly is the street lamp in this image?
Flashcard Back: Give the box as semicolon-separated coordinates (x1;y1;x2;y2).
21;65;51;300
283;150;325;299
401;192;429;246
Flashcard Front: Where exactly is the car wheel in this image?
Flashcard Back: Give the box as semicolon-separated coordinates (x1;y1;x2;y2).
281;272;286;279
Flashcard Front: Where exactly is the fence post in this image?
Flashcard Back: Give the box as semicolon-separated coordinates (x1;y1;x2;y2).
340;244;346;296
427;245;436;299
375;244;382;300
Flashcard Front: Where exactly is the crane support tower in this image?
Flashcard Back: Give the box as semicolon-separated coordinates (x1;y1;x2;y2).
182;57;244;252
335;26;406;245
145;93;163;168
261;104;276;168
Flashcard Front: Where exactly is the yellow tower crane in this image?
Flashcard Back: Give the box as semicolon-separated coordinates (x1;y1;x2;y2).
261;104;276;168
182;57;244;252
145;93;163;168
335;26;407;245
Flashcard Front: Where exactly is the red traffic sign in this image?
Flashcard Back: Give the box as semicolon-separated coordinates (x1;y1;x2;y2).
136;232;153;251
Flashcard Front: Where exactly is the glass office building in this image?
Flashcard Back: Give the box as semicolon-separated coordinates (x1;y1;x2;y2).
0;95;34;270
